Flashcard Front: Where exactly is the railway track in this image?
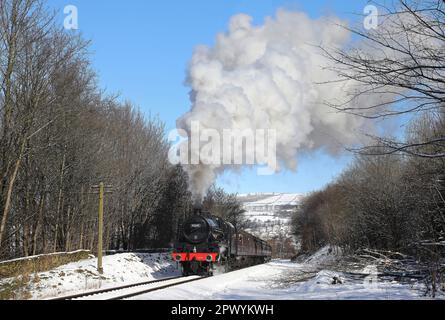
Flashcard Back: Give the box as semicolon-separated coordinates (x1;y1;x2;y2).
49;275;204;300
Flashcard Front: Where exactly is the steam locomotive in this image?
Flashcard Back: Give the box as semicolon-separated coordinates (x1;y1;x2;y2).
171;210;272;276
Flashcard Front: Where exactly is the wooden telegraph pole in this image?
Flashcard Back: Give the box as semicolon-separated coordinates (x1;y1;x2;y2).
91;182;113;274
98;182;104;274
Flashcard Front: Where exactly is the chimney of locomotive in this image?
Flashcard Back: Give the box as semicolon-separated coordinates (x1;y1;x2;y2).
193;203;203;216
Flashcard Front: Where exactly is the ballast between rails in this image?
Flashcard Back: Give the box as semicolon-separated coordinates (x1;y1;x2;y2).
49;275;204;300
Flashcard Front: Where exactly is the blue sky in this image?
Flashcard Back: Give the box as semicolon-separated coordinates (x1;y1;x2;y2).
48;0;372;195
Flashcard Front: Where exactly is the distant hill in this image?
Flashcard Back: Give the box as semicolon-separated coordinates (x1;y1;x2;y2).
237;193;278;203
238;193;305;258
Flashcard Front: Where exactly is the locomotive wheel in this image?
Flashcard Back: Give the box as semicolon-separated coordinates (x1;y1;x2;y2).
181;263;190;276
206;264;213;276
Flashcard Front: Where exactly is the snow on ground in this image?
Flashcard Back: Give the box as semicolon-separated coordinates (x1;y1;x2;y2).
240;193;301;241
242;193;304;208
244;221;290;239
244;211;289;222
243;210;292;240
130;247;435;300
0;252;180;300
2;246;440;300
302;246;341;265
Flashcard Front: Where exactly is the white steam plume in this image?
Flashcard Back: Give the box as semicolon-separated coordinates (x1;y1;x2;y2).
177;10;376;204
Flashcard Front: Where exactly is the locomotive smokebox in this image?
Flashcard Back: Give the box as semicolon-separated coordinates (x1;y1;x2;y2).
193;205;203;216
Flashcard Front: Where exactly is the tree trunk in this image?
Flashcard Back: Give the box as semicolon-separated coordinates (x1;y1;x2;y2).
23;223;29;257
53;150;66;252
65;205;71;251
0;137;26;247
32;195;45;256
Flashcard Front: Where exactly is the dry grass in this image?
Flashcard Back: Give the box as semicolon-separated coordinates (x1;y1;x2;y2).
0;250;91;279
0;274;32;300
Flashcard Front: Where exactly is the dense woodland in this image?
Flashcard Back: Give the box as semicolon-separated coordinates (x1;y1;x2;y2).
293;114;445;254
0;0;248;260
0;0;201;259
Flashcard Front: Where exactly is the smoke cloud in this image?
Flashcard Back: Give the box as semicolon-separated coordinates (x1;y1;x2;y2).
176;10;374;204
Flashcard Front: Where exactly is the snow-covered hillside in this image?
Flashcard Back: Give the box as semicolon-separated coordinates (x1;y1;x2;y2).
238;193;304;258
239;193;303;240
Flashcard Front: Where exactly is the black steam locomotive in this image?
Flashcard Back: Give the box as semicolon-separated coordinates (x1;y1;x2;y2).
171;211;272;276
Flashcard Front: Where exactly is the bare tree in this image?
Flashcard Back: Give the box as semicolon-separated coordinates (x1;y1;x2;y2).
323;0;445;158
0;0;195;259
203;186;246;230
